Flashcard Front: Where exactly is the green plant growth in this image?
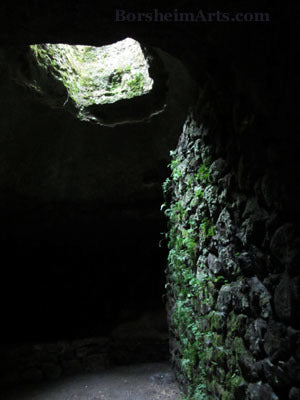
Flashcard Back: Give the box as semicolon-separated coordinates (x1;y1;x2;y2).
81;46;97;62
200;217;215;239
29;41;153;108
161;150;229;399
196;163;210;183
162;177;171;196
127;72;145;96
195;188;204;198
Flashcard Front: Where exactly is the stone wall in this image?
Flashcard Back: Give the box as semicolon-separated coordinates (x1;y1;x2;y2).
164;85;300;399
0;3;295;397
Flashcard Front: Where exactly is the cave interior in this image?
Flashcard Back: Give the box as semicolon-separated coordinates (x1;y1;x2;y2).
0;2;298;400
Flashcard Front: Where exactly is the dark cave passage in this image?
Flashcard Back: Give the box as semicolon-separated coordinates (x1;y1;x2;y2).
0;3;297;400
0;33;195;393
2;204;168;342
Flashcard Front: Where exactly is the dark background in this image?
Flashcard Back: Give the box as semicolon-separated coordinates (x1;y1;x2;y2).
0;1;295;343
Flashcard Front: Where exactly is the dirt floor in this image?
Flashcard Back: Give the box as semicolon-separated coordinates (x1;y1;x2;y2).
1;362;182;400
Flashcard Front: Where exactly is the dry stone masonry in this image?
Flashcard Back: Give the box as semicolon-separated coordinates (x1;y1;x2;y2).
164;88;300;399
0;3;296;399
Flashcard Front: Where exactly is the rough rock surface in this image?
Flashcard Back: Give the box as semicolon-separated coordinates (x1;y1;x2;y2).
164;100;300;398
0;3;296;399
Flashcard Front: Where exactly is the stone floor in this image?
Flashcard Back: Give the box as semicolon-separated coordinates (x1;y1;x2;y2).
1;362;182;400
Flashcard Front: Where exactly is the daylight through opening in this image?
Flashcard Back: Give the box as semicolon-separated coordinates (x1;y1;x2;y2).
30;38;153;109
